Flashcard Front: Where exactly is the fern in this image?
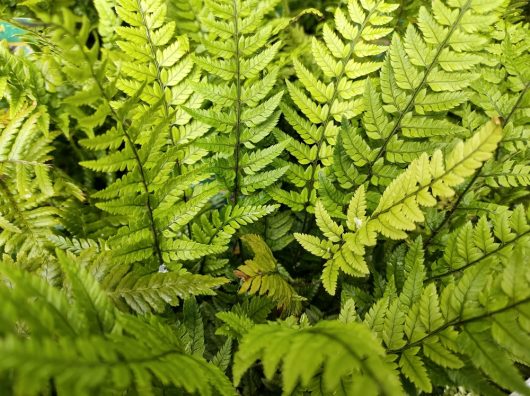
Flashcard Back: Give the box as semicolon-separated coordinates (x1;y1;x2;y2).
352;0;507;188
423;20;530;247
55;0;231;313
79;0;218;268
377;241;530;395
0;46;83;266
186;0;288;203
106;266;228;314
2;1;530;395
0;250;234;395
169;0;205;40
272;0;398;218
235;234;304;314
429;205;530;280
297;120;502;294
234;320;403;395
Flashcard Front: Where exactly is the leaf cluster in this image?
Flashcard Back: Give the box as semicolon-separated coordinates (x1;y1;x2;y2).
1;0;529;395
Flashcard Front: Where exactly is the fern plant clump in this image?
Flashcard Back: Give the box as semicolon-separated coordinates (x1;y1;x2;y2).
0;0;529;394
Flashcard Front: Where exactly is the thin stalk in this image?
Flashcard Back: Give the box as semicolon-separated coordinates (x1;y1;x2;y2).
232;0;243;205
366;1;472;179
388;296;530;354
424;83;530;248
300;2;381;232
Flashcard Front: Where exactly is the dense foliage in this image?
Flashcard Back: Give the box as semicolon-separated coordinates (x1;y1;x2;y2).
1;0;529;394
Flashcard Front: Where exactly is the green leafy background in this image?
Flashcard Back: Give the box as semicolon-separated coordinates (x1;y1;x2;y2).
0;0;529;395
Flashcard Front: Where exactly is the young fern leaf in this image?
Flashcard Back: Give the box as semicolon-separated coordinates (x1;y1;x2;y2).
272;0;398;216
296;120;502;295
234;234;304;314
192;203;278;274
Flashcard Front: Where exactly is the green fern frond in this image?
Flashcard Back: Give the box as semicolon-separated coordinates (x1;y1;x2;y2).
0;251;234;395
35;8;115;139
357;238;530;395
192;204;278;273
234;320;403;396
77;0;227;276
277;0;398;215
297;120;502;294
344;0;509;191
2;2;529;395
0;101;71;261
106;267;228;314
188;0;287;203
429;205;530;280
170;0;204;39
214;296;275;339
181;297;206;356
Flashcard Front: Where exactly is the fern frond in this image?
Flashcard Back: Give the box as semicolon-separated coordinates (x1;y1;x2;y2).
170;0;204;39
181;297;206;356
2;2;529;395
358;239;530;395
0;251;234;395
297;120;502;294
429;206;530;280
106;267;228;314
352;0;508;190
77;0;228;277
234;320;403;395
192;204;278;273
278;0;398;215
235;234;304;314
0;101;69;261
189;0;286;204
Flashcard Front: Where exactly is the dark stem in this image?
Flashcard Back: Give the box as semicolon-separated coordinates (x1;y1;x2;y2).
424;83;530;248
426;229;530;282
504;82;529;125
118;122;165;265
366;1;471;179
388;296;530;354
232;0;242;206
